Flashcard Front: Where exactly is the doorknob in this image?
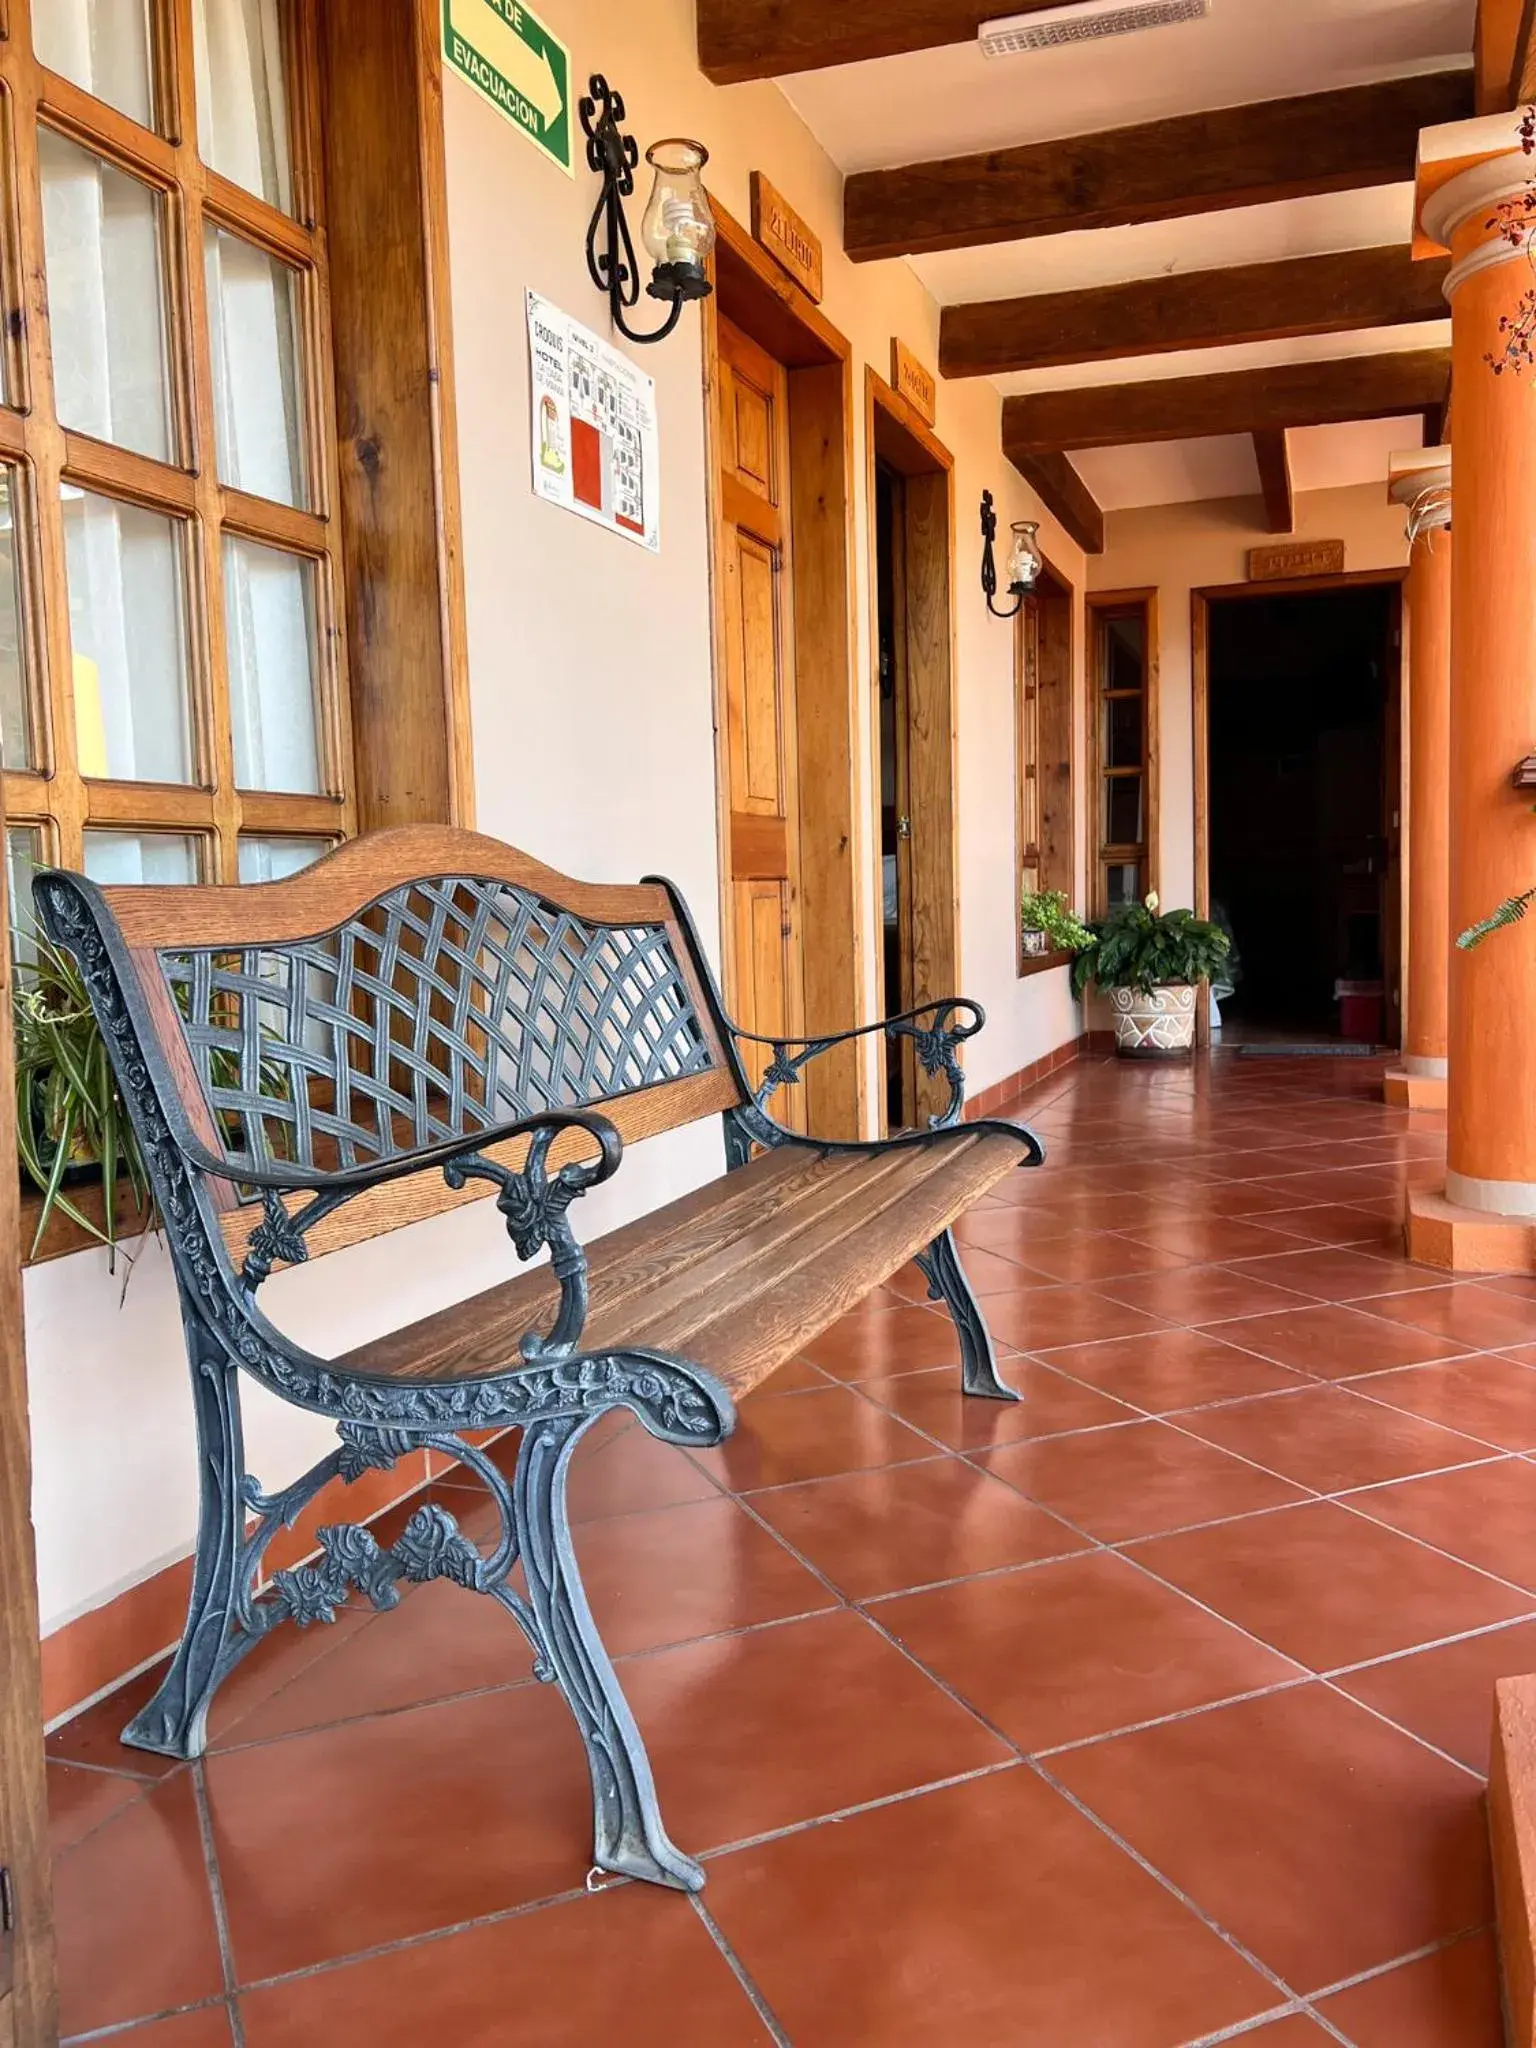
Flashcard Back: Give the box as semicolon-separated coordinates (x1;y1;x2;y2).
897;815;912;840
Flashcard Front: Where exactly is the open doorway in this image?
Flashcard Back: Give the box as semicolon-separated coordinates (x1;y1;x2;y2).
867;371;958;1132
1200;581;1401;1045
875;459;911;1128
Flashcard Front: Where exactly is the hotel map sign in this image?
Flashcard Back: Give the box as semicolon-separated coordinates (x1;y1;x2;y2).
443;0;572;175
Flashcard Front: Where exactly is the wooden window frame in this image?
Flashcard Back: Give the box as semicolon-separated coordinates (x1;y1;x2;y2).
9;0;474;1262
1015;555;1076;975
1;0;357;884
1087;588;1159;918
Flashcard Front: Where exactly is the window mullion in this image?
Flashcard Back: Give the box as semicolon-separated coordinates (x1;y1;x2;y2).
167;0;236;883
288;0;354;840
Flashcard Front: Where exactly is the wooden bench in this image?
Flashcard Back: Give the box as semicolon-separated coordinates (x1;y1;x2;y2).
36;826;1043;1893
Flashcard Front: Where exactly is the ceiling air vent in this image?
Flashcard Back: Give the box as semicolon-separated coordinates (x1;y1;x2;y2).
979;0;1210;57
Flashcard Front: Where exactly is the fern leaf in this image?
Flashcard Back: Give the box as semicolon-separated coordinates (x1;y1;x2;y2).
1458;886;1536;949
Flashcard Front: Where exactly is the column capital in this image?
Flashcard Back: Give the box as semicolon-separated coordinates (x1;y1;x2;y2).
1415;111;1535;294
1388;445;1451;538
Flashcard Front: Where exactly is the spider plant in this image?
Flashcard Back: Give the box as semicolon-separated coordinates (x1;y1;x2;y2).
13;933;152;1260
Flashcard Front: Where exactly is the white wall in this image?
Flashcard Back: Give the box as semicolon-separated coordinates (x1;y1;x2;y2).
26;0;1085;1644
1091;483;1410;910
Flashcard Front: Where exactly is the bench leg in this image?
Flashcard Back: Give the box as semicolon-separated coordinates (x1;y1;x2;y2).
122;1320;247;1759
513;1411;705;1893
915;1227;1019;1403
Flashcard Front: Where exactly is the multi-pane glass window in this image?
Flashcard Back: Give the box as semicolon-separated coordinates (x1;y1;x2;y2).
1089;594;1156;915
1;0;350;951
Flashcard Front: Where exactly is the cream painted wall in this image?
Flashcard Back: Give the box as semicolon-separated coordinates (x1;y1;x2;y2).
1090;483;1409;911
25;0;1085;1646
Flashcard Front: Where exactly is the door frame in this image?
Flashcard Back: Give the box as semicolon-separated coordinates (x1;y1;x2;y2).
0;773;57;2044
1191;567;1408;1043
703;207;863;1138
1016;549;1077;973
864;368;960;1133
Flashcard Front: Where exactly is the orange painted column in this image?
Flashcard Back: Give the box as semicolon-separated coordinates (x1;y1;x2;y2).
1418;138;1536;1250
1384;471;1451;1112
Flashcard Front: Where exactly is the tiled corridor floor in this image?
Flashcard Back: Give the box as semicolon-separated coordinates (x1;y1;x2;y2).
47;1052;1532;2044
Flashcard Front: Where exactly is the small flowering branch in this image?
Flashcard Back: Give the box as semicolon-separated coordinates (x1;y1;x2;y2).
1487;107;1536;376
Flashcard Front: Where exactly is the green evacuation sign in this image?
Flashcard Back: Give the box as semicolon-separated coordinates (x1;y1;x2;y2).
443;0;572;175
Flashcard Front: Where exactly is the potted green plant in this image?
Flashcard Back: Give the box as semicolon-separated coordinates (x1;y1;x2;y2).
1019;886;1093;961
13;933;153;1260
1071;893;1231;1056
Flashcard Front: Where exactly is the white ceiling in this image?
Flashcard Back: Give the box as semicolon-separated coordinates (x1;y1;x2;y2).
1073;416;1427;509
912;185;1419;307
781;0;1474;174
776;0;1470;516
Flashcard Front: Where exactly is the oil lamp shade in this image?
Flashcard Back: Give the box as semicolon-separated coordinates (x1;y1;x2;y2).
641;139;715;275
1007;520;1043;595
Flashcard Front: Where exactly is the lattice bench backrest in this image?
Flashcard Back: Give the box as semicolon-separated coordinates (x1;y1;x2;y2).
34;827;746;1262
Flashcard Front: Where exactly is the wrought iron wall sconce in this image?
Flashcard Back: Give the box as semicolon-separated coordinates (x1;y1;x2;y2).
980;490;1043;617
581;75;715;346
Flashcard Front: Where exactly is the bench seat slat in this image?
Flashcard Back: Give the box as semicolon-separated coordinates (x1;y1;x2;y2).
337;1128;1029;1399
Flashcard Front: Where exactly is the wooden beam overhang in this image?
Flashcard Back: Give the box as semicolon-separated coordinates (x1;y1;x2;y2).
1252;431;1295;534
1008;450;1104;556
1000;348;1452;455
940;245;1452;379
1476;0;1536;108
1515;0;1536;103
844;71;1474;262
696;0;1060;84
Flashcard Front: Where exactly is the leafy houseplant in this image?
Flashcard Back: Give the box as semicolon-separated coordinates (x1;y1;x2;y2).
1072;894;1231;1057
14;934;298;1267
13;933;152;1260
1020;887;1093;960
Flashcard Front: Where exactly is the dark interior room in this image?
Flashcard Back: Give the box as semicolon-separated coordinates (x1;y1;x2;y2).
1207;582;1398;1043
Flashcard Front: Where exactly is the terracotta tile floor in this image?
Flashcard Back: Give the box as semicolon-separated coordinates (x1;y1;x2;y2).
49;1052;1530;2044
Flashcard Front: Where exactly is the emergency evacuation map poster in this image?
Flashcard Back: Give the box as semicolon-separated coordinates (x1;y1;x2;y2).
526;290;660;551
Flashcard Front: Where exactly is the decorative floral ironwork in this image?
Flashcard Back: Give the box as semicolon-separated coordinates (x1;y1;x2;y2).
336;1422;415;1482
729;996;990;1146
241;1187;311;1291
1487;108;1536;377
394;1503;483;1589
442;1121;622;1359
762;1046;803;1093
271;1522;404;1627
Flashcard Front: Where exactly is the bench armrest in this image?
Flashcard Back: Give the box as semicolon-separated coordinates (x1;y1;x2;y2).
730;997;985;1137
225;1109;625;1363
181;1106;624;1199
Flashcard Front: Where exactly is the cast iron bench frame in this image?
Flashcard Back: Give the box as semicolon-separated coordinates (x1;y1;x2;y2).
36;826;1042;1893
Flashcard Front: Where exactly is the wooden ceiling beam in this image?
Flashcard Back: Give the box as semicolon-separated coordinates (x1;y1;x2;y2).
1475;0;1536;108
1252;432;1295;535
1000;348;1452;455
844;71;1473;262
1514;0;1536;103
940;246;1450;379
696;0;1053;84
1009;451;1104;556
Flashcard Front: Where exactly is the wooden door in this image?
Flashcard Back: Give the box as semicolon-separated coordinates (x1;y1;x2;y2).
0;787;56;2046
716;318;806;1129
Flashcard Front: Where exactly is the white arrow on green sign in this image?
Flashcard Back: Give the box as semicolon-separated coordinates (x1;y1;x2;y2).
443;0;572;175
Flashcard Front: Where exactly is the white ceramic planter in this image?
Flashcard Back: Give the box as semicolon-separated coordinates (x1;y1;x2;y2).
1109;983;1198;1057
